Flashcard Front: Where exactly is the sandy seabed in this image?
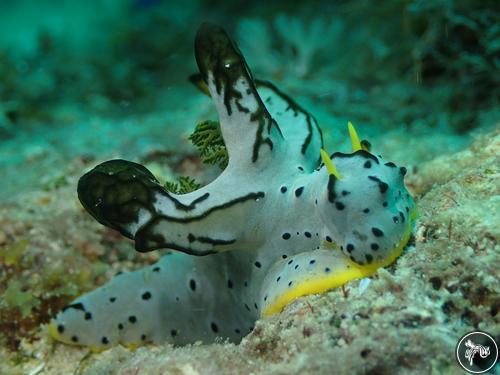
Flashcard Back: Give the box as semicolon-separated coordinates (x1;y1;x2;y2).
0;125;498;375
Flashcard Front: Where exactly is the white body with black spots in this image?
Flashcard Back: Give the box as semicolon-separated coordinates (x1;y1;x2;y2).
50;23;416;350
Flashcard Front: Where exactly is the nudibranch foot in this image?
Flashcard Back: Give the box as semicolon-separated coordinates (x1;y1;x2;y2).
50;252;258;350
260;207;416;317
260;249;372;317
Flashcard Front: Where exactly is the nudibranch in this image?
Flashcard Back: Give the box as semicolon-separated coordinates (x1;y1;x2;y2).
50;23;416;350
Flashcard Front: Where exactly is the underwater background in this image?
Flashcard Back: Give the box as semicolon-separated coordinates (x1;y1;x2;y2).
0;0;498;374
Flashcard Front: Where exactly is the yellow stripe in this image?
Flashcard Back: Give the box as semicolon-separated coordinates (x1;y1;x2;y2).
261;209;416;317
48;320;60;341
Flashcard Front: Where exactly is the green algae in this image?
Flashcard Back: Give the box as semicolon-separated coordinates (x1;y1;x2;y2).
189;120;228;170
3;280;40;318
164;176;201;194
40;261;106;298
41;174;69;192
162;120;227;193
0;238;30;268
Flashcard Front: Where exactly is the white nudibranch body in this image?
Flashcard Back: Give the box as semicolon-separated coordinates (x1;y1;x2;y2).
50;23;416;351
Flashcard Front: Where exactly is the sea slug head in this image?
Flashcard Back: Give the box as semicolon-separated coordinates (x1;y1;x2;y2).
318;123;416;269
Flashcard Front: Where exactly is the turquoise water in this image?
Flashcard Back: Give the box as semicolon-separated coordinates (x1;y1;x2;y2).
0;2;498;374
0;0;497;200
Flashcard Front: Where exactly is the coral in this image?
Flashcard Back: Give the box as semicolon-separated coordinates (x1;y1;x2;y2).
236;2;499;132
238;16;342;79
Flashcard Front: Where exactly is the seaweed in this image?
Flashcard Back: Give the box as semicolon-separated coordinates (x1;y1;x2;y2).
3;280;40;318
164;176;201;194
188;120;228;170
0;239;30;268
161;120;229;193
